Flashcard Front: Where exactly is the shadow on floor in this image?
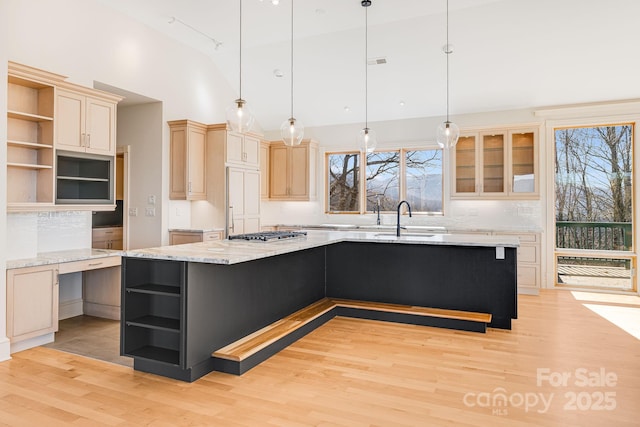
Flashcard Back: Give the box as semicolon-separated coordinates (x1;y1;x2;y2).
44;315;133;367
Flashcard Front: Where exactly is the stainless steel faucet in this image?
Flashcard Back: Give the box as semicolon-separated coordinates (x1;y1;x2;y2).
396;200;412;237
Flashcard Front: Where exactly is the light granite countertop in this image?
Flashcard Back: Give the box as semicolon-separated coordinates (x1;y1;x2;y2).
7;248;123;270
125;230;519;265
269;223;542;234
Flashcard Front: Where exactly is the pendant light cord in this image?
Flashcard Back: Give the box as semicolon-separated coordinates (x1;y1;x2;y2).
445;0;450;123
290;0;294;119
239;0;243;100
364;3;369;129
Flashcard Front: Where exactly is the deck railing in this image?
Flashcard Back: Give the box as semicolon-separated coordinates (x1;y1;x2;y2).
556;221;633;251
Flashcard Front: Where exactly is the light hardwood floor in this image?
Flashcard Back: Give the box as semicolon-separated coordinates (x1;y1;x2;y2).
1;290;639;426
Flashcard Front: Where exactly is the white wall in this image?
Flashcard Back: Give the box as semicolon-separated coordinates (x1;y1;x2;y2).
116;103;165;249
261;108;544;232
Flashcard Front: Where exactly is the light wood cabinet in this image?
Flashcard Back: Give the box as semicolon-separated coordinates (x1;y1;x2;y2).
6;264;59;342
6;62;121;212
269;139;318;201
260;140;270;199
116;153;124;200
452;127;538;198
207;124;260;169
6;63;63;210
169;230;223;245
92;227;123;250
56;86;118;155
168;120;207;200
493;232;541;293
228;168;261;235
205;123;262;236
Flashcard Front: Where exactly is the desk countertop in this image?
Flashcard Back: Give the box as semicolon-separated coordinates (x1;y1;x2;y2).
7;248;122;270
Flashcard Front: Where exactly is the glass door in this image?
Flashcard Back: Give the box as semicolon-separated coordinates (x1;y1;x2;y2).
554;124;636;291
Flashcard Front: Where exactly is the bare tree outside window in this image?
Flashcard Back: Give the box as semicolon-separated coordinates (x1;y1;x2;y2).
555;125;633;251
366;151;399;211
327;147;444;215
328;153;360;212
406;150;443;213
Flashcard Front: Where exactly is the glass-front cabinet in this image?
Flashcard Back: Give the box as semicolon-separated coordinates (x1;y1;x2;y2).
452;127;538;198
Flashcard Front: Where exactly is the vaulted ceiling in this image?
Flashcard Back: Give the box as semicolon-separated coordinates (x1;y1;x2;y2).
97;0;640;131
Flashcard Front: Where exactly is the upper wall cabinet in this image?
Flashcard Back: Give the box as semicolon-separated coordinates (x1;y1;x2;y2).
56;85;119;155
168;120;207;201
452;127;538;199
207;124;260;169
6;62;121;212
269;139;318;201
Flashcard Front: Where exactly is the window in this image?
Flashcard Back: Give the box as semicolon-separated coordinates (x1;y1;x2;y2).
405;149;443;213
328;152;360;212
326;147;443;214
554;124;635;291
366;151;400;211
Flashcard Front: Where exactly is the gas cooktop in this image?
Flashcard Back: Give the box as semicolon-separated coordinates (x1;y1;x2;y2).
228;231;307;242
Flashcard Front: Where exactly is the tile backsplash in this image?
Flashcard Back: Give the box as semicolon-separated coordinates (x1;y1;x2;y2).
7;211;92;260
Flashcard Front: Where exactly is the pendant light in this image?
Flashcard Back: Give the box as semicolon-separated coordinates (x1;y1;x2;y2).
280;0;304;146
226;0;255;133
357;0;377;154
436;0;459;149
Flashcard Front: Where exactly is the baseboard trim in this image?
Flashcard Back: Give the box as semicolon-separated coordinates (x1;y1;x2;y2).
0;337;11;362
59;298;83;320
83;302;120;320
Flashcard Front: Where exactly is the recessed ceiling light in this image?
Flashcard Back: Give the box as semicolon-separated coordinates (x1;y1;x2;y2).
344;106;351;113
273;69;284;78
399;101;405;107
271;0;280;5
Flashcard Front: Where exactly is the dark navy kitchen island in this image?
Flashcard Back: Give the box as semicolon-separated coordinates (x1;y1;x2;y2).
121;231;518;381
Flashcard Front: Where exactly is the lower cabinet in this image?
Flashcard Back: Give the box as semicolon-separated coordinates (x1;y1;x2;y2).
169;230;223;245
494;232;541;293
6;264;59;342
92;227;123;250
121;258;186;368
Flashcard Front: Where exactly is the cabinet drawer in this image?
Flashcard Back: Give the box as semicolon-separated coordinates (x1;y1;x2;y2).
92;227;123;240
517;244;538;263
203;232;222;241
515;233;538;243
59;256;121;274
517;265;539;288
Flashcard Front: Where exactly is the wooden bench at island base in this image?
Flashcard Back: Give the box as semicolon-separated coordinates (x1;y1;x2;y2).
211;298;492;375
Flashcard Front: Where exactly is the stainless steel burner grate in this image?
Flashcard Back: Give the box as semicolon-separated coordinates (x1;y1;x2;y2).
228;231;307;242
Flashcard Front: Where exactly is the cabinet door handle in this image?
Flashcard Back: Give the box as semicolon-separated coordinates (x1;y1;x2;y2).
88;262;103;267
188;182;192;193
229;206;235;232
81;133;86;147
87;134;91;148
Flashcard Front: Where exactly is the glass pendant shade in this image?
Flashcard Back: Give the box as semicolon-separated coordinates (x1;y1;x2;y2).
357;127;377;153
226;98;255;133
281;117;304;146
436;120;460;149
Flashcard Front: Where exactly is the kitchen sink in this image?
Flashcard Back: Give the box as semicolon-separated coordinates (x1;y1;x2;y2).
374;233;435;238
